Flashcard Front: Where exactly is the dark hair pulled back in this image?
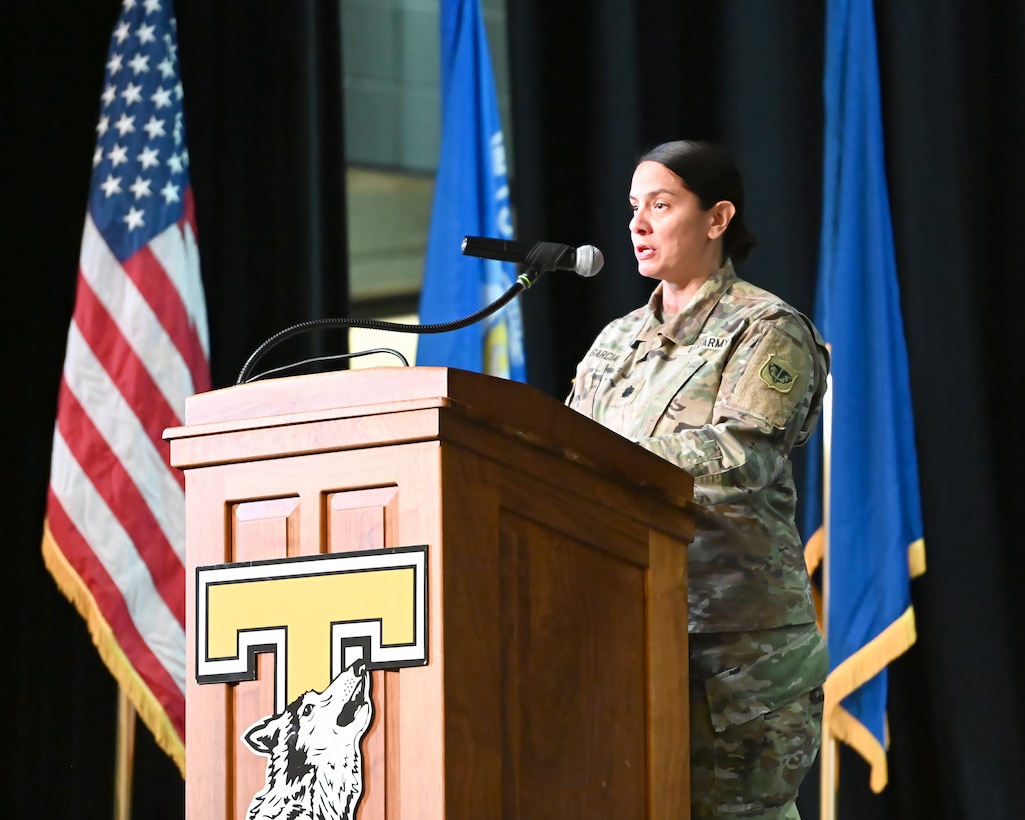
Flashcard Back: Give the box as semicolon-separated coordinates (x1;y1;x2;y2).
638;140;758;264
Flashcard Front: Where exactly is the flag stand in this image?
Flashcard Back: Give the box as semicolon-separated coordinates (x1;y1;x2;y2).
114;688;136;820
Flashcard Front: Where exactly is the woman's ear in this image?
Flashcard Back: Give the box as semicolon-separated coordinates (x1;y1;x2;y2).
708;200;736;240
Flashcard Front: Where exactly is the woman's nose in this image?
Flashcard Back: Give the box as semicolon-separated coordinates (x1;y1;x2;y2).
630;211;649;234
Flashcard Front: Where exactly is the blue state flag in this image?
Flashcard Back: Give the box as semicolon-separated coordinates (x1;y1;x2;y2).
415;0;525;380
803;0;926;793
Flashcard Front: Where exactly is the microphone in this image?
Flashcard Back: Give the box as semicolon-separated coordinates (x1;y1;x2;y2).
461;236;604;277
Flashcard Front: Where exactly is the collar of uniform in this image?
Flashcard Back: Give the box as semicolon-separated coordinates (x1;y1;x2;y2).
642;260;739;347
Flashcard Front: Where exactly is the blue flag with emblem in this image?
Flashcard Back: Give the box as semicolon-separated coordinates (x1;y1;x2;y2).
803;0;926;793
415;0;525;380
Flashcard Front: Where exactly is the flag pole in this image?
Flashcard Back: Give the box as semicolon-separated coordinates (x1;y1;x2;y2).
820;725;839;820
819;372;838;820
114;687;136;820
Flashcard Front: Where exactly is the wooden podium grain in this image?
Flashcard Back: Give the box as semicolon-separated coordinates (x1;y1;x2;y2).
166;366;695;819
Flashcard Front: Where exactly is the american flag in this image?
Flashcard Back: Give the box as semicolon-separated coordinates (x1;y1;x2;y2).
41;0;209;774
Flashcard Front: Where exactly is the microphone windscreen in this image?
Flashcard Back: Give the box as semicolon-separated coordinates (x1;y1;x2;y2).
576;245;604;277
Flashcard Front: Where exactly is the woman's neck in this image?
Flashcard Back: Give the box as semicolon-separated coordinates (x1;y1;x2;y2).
660;273;709;315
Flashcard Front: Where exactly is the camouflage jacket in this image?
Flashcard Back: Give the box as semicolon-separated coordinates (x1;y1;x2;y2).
566;261;829;632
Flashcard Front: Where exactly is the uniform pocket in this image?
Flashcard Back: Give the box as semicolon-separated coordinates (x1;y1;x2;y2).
696;626;827;816
640;355;708;436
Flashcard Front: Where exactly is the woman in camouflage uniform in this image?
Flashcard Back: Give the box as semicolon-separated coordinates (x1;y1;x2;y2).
566;140;829;819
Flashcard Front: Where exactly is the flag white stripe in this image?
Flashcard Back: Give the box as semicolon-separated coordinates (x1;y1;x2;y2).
49;429;186;692
63;321;186;561
149;217;210;359
79;214;199;413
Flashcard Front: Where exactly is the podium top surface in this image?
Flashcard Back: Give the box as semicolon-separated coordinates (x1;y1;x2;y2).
165;366;694;505
179;367;518;427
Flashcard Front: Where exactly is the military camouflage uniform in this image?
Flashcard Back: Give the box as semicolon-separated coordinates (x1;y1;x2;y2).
566;261;829;818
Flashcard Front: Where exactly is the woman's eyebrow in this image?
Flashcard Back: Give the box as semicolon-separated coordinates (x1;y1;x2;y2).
630;187;676;199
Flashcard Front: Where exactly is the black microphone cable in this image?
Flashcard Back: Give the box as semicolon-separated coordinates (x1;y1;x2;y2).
236;261;546;386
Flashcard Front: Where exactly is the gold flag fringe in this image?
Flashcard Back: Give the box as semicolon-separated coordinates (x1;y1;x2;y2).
41;519;185;777
822;605;917;792
805;530;926;792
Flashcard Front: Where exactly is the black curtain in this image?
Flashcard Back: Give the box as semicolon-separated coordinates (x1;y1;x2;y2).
177;0;349;388
5;1;1025;818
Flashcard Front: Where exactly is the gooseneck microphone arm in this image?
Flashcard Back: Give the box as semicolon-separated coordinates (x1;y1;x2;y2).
235;236;604;386
235;265;544;386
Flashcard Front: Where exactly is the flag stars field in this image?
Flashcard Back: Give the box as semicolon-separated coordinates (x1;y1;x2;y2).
160;181;180;204
124;206;145;230
151;87;172;109
108;144;128;167
143;116;165;139
121;82;143;105
114;113;135;136
88;1;190;261
128;53;150;75
138;146;159;169
100;175;122;197
130;177;152;199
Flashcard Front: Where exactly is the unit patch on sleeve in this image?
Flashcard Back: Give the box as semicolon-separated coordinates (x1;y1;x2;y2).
759;354;798;393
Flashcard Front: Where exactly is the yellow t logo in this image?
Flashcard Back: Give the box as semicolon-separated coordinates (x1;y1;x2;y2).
196;546;428;711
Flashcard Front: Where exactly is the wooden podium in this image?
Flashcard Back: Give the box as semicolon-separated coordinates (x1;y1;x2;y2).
166;366;695;819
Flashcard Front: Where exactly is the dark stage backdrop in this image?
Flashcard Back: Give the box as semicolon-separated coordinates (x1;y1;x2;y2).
4;1;1024;818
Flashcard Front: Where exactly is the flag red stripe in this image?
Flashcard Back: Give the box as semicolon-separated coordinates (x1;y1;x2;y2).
71;273;185;489
180;189;212;393
122;233;210;397
56;378;186;624
46;491;185;737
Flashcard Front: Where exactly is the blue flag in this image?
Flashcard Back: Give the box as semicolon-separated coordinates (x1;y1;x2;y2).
804;0;926;793
415;0;525;380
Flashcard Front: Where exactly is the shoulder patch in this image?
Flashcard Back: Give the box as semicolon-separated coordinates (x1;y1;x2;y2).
758;354;798;393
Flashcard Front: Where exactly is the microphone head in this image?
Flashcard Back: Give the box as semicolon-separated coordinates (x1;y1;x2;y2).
574;245;604;277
